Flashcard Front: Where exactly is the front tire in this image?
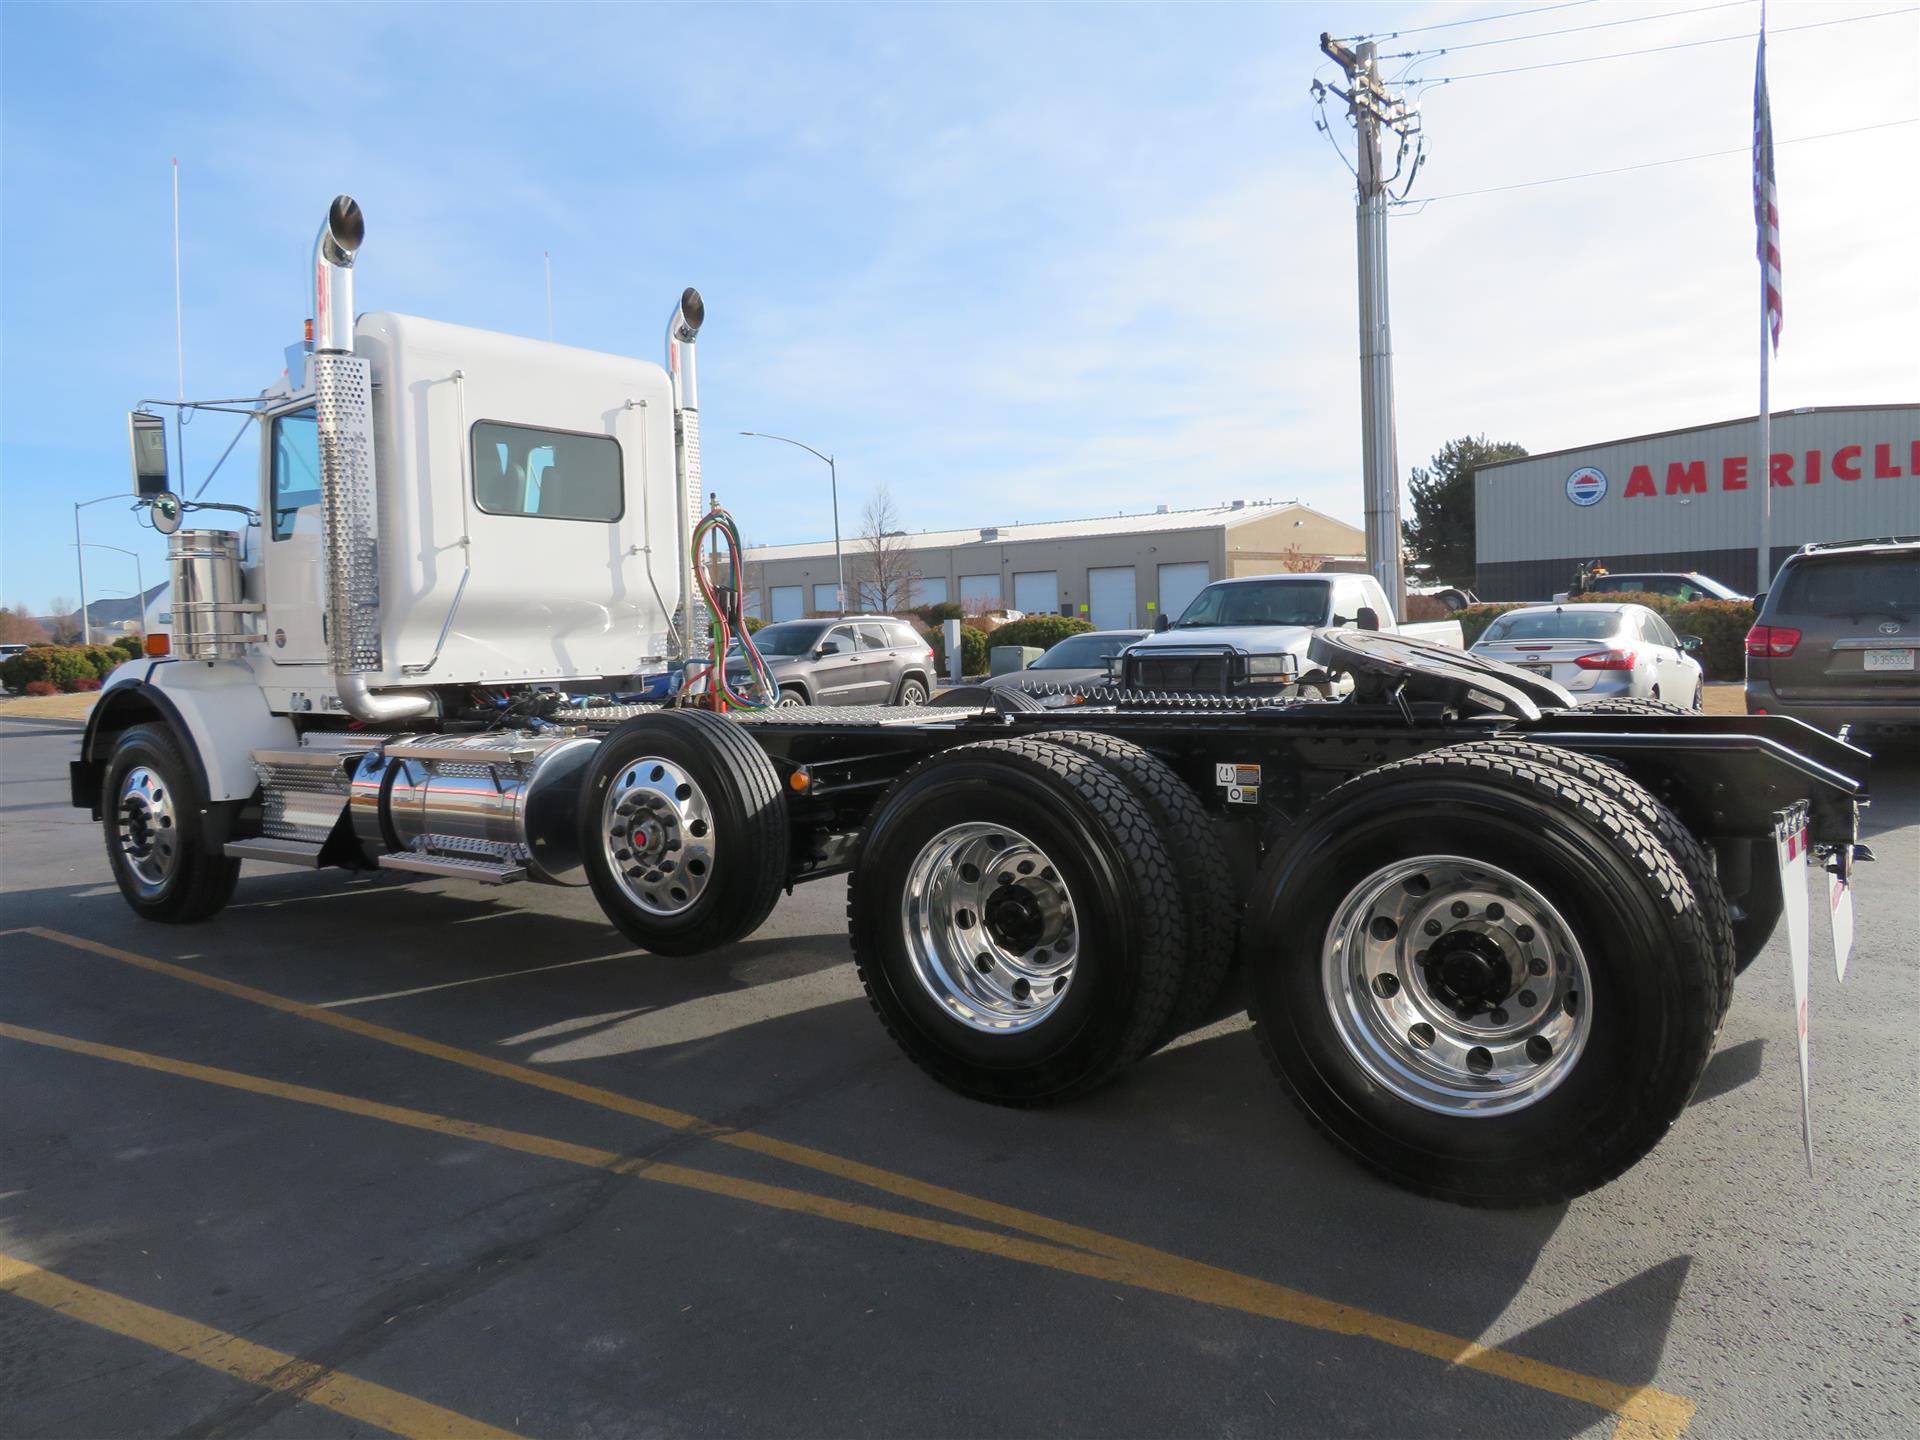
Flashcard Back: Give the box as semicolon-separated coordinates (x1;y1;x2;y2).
1246;744;1719;1206
579;709;789;956
102;724;240;923
849;738;1187;1104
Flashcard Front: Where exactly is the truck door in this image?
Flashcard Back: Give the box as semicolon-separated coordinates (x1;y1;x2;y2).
260;404;328;665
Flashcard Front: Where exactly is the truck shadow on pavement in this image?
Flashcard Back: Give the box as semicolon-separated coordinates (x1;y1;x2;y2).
0;860;1700;1435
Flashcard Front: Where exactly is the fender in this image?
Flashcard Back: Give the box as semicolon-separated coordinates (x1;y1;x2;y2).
73;658;299;814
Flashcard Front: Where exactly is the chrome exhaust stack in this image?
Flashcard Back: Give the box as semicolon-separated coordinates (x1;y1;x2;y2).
309;194;432;722
666;289;708;661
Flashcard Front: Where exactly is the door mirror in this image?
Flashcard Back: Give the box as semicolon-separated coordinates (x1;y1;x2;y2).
1679;634;1704;652
128;411;169;497
1357;606;1382;632
1155;613;1171;633
817;639;843;657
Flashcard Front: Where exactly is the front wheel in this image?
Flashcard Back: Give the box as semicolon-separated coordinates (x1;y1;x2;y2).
1247;744;1719;1207
102;724;240;923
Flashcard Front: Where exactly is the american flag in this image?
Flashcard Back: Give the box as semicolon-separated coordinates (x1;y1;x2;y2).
1754;21;1782;351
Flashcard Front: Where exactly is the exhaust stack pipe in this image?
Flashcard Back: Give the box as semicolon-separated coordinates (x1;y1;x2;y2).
309;194;432;723
312;195;365;355
666;288;708;660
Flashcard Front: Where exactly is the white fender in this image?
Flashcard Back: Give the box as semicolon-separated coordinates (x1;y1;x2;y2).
90;658;298;802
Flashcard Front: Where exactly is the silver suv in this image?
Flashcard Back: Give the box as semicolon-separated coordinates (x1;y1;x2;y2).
1746;538;1920;737
734;616;937;708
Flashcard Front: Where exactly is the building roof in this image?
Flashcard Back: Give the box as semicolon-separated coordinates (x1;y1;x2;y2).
746;499;1355;563
1474;402;1919;473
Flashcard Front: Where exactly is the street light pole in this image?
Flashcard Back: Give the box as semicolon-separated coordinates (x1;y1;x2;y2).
72;494;125;645
80;543;148;635
739;431;844;613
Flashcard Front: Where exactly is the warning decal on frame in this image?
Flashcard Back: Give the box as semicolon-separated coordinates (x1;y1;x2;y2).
1216;762;1261;805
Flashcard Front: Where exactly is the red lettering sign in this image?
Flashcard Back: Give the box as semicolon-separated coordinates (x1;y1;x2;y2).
1770;452;1794;487
1665;460;1707;495
1804;449;1822;484
1833;445;1863;480
1625;464;1656;497
1722;456;1748;490
1875;443;1904;479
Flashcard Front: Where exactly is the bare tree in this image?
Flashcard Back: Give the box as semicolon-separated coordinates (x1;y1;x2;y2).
854;484;919;613
44;597;82;644
1279;545;1324;574
0;606;49;646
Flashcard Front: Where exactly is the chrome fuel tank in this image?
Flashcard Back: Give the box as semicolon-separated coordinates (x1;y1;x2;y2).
349;733;597;885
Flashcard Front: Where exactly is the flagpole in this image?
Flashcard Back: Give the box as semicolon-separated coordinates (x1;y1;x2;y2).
1757;265;1771;593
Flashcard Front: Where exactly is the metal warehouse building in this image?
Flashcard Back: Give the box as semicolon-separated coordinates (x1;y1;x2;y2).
745;500;1363;628
1474;404;1920;600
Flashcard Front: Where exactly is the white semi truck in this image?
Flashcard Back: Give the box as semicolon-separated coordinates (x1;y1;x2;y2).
73;197;1870;1206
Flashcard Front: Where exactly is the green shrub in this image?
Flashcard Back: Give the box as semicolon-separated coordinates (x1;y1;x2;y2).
77;644;126;678
1454;604;1531;645
932;625;989;677
1;646;99;692
985;615;1092;652
1670;599;1756;681
912;602;965;627
111;635;144;662
743;615;765;634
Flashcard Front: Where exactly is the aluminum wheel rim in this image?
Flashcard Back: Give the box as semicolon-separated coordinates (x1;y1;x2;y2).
900;681;926;705
116;765;179;894
602;757;715;916
902;822;1078;1032
1322;855;1591;1116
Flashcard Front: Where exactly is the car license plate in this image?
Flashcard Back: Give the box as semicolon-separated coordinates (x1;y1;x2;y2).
1863;648;1915;672
1522;663;1553;678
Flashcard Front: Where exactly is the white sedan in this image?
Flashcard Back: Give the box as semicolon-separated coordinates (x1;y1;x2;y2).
1470;602;1704;708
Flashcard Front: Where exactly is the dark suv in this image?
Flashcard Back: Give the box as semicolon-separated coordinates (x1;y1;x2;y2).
1746;538;1920;737
732;616;936;707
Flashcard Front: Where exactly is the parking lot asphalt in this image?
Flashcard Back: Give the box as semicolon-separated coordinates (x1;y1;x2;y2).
2;715;1915;1439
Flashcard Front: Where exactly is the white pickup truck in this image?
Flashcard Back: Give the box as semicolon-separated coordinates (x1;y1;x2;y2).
1120;572;1464;695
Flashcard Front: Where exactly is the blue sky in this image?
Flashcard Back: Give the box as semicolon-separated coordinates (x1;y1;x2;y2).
3;1;1914;612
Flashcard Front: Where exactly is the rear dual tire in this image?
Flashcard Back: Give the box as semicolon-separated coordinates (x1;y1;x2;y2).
849;737;1186;1104
1246;743;1720;1207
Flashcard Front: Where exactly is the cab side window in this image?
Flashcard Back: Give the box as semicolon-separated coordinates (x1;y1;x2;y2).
818;627;853;655
271;408;320;542
856;624;891;651
471;420;623;522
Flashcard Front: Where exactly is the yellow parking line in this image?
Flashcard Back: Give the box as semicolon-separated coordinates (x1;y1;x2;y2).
1;951;1694;1440
0;1251;521;1440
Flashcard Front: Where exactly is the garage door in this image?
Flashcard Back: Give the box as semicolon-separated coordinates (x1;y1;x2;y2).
769;585;803;622
959;574;1001;612
1012;571;1058;616
813;583;839;614
915;576;949;606
1157;562;1210;624
1087;566;1137;629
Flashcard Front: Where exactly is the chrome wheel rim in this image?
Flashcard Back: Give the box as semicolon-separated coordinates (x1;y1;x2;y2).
902;823;1078;1031
1322;855;1591;1116
777;691;806;708
602;757;714;916
900;681;927;705
116;765;179;894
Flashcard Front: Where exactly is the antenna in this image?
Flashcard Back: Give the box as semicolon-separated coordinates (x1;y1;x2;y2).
544;250;554;341
171;157;187;484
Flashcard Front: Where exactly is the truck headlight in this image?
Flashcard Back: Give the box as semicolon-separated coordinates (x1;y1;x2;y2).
1245;655;1298;681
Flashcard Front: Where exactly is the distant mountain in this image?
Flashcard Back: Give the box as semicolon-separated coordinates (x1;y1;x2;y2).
35;582;169;633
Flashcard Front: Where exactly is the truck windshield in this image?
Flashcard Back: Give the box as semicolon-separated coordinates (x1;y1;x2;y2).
752;623;827;656
1480;610;1622;642
1175;580;1330;628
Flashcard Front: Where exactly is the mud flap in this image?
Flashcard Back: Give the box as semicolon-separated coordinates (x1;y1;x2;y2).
1826;855;1855;983
1772;804;1813;1174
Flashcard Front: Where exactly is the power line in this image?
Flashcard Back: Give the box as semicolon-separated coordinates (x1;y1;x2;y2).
1417;6;1918;84
1391;0;1755;59
1344;1;1596;43
1394;115;1917;206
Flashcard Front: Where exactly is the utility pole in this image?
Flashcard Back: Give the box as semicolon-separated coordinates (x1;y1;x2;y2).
1318;34;1421;619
